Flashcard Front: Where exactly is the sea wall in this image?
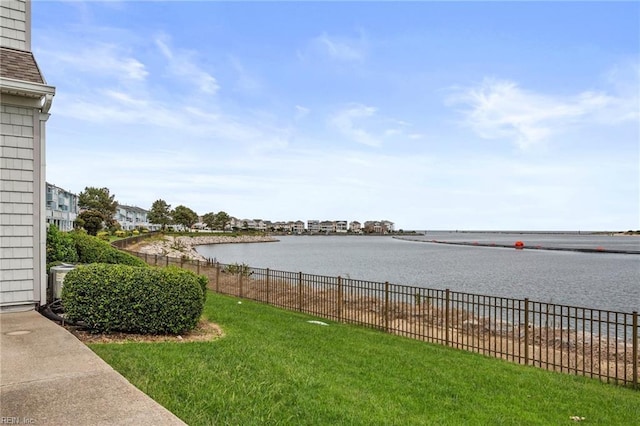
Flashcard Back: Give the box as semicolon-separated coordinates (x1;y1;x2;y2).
131;235;278;261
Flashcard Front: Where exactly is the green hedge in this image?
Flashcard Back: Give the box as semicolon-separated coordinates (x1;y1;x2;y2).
46;228;146;269
62;264;207;334
69;231;146;267
46;225;79;265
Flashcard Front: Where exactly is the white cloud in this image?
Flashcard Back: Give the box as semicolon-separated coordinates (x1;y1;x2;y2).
328;104;424;147
155;33;220;95
315;32;365;61
602;61;640;123
329;104;381;147
446;77;637;150
102;89;149;107
300;30;368;63
41;42;148;81
295;105;310;120
229;56;261;93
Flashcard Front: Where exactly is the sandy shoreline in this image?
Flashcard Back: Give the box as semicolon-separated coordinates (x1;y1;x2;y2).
129;235;278;262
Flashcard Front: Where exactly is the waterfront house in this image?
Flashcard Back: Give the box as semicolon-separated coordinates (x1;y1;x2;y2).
349;221;362;233
320;221;335;233
1;0;55;311
292;220;305;234
114;204;157;231
45;183;78;231
363;220;395;234
335;220;348;233
307;220;320;233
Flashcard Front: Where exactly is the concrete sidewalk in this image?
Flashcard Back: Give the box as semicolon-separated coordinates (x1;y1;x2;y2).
0;310;186;425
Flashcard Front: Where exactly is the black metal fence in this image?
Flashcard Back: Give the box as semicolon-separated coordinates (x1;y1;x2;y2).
121;246;638;389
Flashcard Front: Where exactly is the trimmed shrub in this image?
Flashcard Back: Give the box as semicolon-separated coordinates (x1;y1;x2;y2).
46;225;78;265
62;264;207;334
69;231;146;267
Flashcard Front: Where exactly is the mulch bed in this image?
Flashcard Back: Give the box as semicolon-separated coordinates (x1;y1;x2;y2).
64;319;224;344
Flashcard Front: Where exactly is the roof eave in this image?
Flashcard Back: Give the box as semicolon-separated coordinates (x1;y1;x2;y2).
0;76;55;113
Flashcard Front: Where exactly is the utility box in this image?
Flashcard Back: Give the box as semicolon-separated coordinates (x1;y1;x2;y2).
47;264;76;304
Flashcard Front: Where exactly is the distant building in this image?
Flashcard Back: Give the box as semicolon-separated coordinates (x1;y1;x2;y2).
335;220;348;233
229;218;259;231
307;220;320;233
349;221;362;233
1;0;56;311
320;221;335;233
382;220;395;232
114;205;157;231
45;183;78;231
291;220;305;234
363;220;395;234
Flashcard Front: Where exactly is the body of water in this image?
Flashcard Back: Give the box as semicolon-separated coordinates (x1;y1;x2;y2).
196;233;640;313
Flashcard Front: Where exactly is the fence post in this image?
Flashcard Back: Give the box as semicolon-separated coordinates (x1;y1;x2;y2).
298;272;303;312
154;254;158;265
266;268;270;304
445;289;450;346
239;271;243;298
145;253;148;263
524;298;530;365
633;311;638;390
165;256;169;267
197;259;200;275
338;276;343;322
215;264;220;293
384;281;389;332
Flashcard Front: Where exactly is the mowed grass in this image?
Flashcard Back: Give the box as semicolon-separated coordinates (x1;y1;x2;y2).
90;293;639;425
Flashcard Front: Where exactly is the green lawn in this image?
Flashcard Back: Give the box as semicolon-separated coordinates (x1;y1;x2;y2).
90;293;639;425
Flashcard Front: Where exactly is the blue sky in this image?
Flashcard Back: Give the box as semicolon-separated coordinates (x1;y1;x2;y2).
34;1;639;231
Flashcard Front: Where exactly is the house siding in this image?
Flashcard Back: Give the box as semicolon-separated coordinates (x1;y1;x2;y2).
1;0;51;311
0;0;28;51
0;104;37;307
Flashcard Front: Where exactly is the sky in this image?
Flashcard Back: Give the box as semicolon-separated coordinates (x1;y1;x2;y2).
33;1;639;231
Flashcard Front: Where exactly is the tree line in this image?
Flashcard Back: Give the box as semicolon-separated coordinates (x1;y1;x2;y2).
74;186;230;235
148;199;230;232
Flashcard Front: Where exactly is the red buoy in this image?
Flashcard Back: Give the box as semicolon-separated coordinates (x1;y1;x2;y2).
515;241;525;249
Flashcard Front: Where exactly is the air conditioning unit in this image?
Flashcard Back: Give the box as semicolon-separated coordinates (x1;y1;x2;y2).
47;264;76;304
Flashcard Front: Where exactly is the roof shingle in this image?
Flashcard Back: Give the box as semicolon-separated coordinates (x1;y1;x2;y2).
0;47;45;84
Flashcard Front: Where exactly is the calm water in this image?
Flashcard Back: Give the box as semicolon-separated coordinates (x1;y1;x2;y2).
196;233;640;313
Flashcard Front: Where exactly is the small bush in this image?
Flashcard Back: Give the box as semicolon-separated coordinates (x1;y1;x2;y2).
114;230;127;238
132;229;140;235
69;231;146;267
62;264;207;334
96;231;110;241
223;262;252;276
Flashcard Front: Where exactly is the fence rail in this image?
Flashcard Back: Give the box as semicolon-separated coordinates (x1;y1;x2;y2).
120;246;638;389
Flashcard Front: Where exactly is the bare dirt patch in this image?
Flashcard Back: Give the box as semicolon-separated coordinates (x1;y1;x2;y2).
65;319;224;344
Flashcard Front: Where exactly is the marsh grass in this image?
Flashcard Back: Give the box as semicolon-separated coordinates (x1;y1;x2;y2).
90;293;639;425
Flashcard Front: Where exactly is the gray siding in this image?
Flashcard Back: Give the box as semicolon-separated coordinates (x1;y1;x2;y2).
0;0;28;51
0;104;37;307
